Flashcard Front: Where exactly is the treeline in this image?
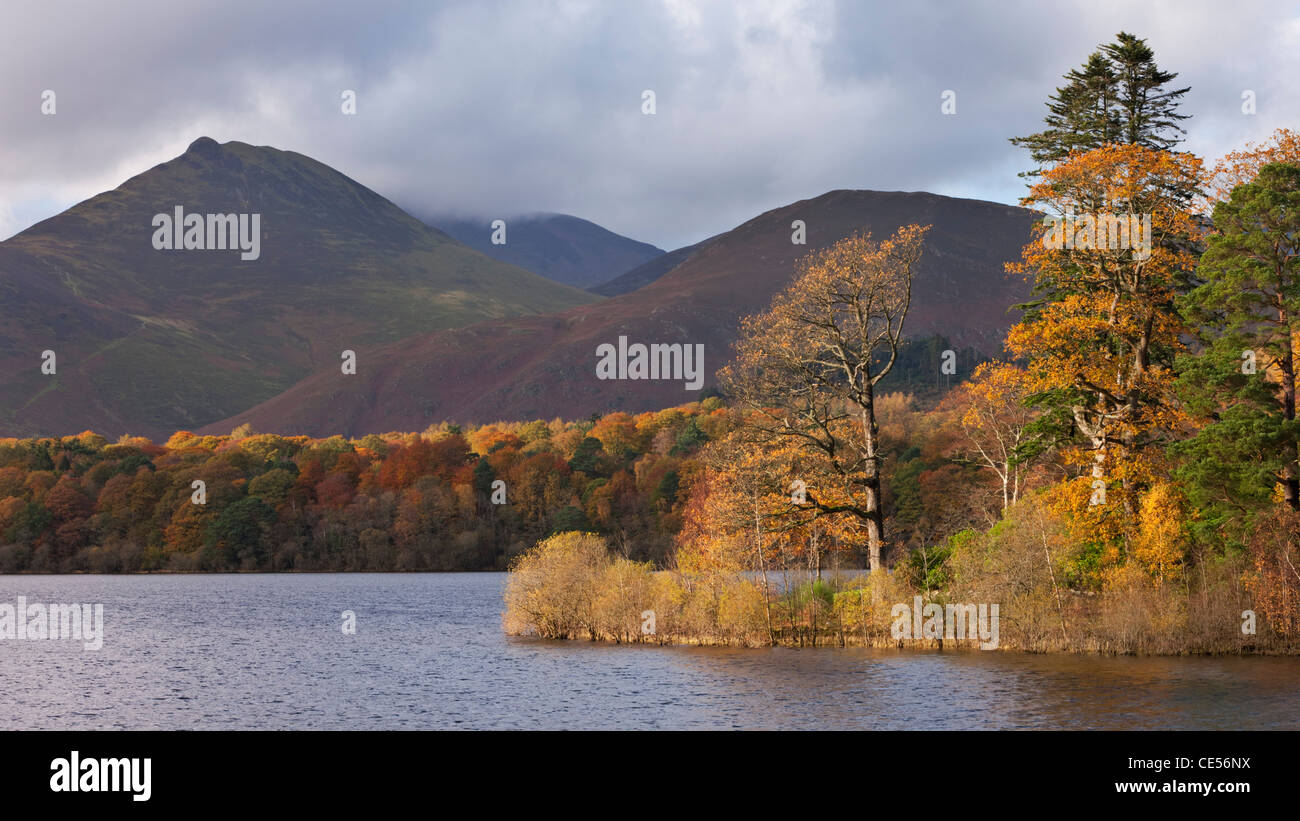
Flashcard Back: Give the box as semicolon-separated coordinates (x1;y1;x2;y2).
0;404;740;572
0;392;978;575
0;389;1024;575
0;333;988;575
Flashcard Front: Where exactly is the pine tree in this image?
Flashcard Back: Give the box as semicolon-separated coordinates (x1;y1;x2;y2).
1010;52;1119;172
1011;32;1189;176
1174;163;1300;531
1103;32;1190;151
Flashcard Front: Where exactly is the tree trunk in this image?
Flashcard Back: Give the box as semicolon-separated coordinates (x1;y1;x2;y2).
753;493;775;644
866;516;884;574
1281;310;1299;510
1002;462;1011;512
861;386;886;574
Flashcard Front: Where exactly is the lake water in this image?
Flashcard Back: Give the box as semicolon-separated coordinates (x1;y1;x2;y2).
2;573;1299;730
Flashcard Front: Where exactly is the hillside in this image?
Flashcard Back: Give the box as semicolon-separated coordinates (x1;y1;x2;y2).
427;212;665;289
587;241;705;296
0;138;597;439
208;190;1041;436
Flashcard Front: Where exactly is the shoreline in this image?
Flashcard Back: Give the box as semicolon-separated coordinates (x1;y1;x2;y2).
508;632;1300;657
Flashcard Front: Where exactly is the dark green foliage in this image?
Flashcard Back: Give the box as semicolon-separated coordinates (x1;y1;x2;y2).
473;458;496;497
670;418;709;455
549;505;589;534
652;470;680;510
205;496;276;567
568;436;606;476
899;529;971;593
875;335;990;397
1011;32;1189;176
1174;163;1300;541
5;501;52;543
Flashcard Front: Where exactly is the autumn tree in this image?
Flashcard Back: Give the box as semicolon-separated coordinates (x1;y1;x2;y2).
503;531;610;640
1132;480;1187;583
676;434;785;642
945;362;1042;512
1245;507;1300;636
720;225;929;572
1007;145;1204;500
1204;128;1300;207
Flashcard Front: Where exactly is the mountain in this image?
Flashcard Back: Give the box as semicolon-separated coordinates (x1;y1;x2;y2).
0;138;598;440
207;190;1041;436
587;240;705;296
426;212;665;289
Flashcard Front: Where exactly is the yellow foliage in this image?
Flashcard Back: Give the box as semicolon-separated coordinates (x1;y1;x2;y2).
503;531;609;639
1132;481;1186;582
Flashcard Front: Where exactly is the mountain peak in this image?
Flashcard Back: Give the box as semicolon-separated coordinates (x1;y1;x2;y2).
186;136;221;156
0;140;598;438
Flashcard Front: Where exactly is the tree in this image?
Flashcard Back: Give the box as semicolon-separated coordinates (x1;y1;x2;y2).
503;531;610;640
675;431;802;643
248;468;296;509
1132;480;1187;583
1245;507;1300;636
1006;145;1204;493
205;496;275;568
720;225;930;572
946;362;1042;512
568;436;606;476
377;438;433;490
1011;32;1189;177
591;412;643;462
1175;163;1300;522
1104;33;1190;151
1010;51;1119;172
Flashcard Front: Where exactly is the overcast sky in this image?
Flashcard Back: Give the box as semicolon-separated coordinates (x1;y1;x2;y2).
2;0;1297;249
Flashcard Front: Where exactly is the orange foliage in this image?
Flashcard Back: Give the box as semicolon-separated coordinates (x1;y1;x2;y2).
1204;127;1300;207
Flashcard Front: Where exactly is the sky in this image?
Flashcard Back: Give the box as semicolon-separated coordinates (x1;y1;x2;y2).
1;0;1297;250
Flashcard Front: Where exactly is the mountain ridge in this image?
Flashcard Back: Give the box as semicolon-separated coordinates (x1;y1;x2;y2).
423;211;665;289
205;188;1041;436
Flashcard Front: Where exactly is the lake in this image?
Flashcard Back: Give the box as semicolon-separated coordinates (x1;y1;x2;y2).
2;573;1299;730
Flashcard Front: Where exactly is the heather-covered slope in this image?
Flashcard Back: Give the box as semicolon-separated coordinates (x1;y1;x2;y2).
210;190;1040;436
0;138;597;439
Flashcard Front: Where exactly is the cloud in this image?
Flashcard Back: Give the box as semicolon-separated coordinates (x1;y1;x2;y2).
1;0;1296;248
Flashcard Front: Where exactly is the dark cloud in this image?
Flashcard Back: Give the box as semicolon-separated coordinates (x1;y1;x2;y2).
2;0;1296;248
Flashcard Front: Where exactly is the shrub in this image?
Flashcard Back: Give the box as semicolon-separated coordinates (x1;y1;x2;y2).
504;531;610;639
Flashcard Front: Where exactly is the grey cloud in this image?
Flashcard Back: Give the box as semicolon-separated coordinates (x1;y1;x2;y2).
1;0;1296;248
